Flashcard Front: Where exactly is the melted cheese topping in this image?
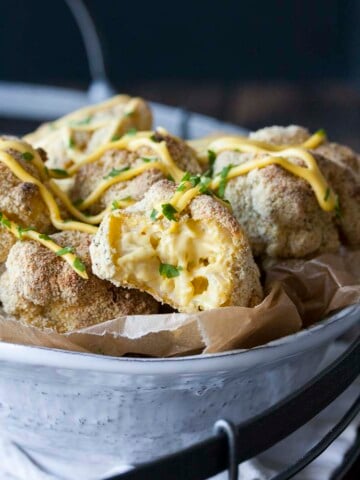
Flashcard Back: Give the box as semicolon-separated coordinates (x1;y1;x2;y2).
0;212;88;279
208;143;336;212
109;214;233;311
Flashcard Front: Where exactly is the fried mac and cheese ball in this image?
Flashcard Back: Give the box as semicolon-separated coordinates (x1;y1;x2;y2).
70;130;202;214
0;231;159;332
0;136;52;264
213;125;360;258
90;180;263;313
24;95;153;169
251;125;360;247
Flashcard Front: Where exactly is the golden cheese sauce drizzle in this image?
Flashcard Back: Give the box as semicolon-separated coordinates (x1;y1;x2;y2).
0;128;334;277
168;130;335;214
0;212;88;279
0;149;97;235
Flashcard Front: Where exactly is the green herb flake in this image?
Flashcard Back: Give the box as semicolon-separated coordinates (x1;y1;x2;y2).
181;172;191;182
159;263;183;279
73;198;83;207
39;233;53;241
17;226;35;239
189;175;201;187
161;203;178;221
124;110;134;118
316;128;327;137
218;164;233;198
50;168;70;178
335;196;342;219
0;213;11;229
176;182;188;192
103;166;130;179
150;208;158;221
111;134;121;142
73;257;86;272
112;200;120;210
199;176;212;193
121;196;133;201
21;151;34;162
150;133;160;142
142;156;156;163
167;174;175;182
324;187;331;202
68;138;75;149
125;127;137;136
56;246;75;256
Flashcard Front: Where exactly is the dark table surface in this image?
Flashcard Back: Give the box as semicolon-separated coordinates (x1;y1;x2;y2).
0;80;359;479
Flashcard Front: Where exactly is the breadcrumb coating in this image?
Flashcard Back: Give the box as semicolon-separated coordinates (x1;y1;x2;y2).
0;136;52;264
0;231;159;332
90;180;263;312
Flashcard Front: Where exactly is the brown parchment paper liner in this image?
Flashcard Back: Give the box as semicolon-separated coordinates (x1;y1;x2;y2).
0;249;359;357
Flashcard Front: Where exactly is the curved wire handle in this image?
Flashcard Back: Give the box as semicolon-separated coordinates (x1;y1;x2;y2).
64;0;115;101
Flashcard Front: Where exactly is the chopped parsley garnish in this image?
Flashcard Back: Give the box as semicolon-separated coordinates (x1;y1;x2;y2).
21;151;34;162
68;138;75;149
324;188;331;202
73;257;86;272
17;226;35;239
124;110;134;118
39;233;53;241
159;263;183;278
161;203;178;221
56;246;75;256
150;208;158;221
176;182;188;192
218;164;233;198
335;196;342;218
167;174;175;182
103;166;130;179
0;213;11;228
150;133;160;142
73;198;83;207
142;156;156;163
111;197;132;210
181;172;191;182
111;134;121;142
125;127;137;136
316;128;327;137
50;168;70;178
199;176;212;193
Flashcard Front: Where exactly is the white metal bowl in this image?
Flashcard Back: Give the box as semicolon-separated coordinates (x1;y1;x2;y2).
0;305;358;478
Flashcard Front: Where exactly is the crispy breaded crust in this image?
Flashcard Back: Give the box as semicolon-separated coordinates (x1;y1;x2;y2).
0;136;52;263
91;180;263;311
214;126;340;258
70;134;202;214
0;231;159;333
249;125;311;145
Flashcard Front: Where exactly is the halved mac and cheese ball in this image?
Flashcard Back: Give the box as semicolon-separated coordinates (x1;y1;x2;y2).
90;180;263;313
0;231;159;333
24;95;153;169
